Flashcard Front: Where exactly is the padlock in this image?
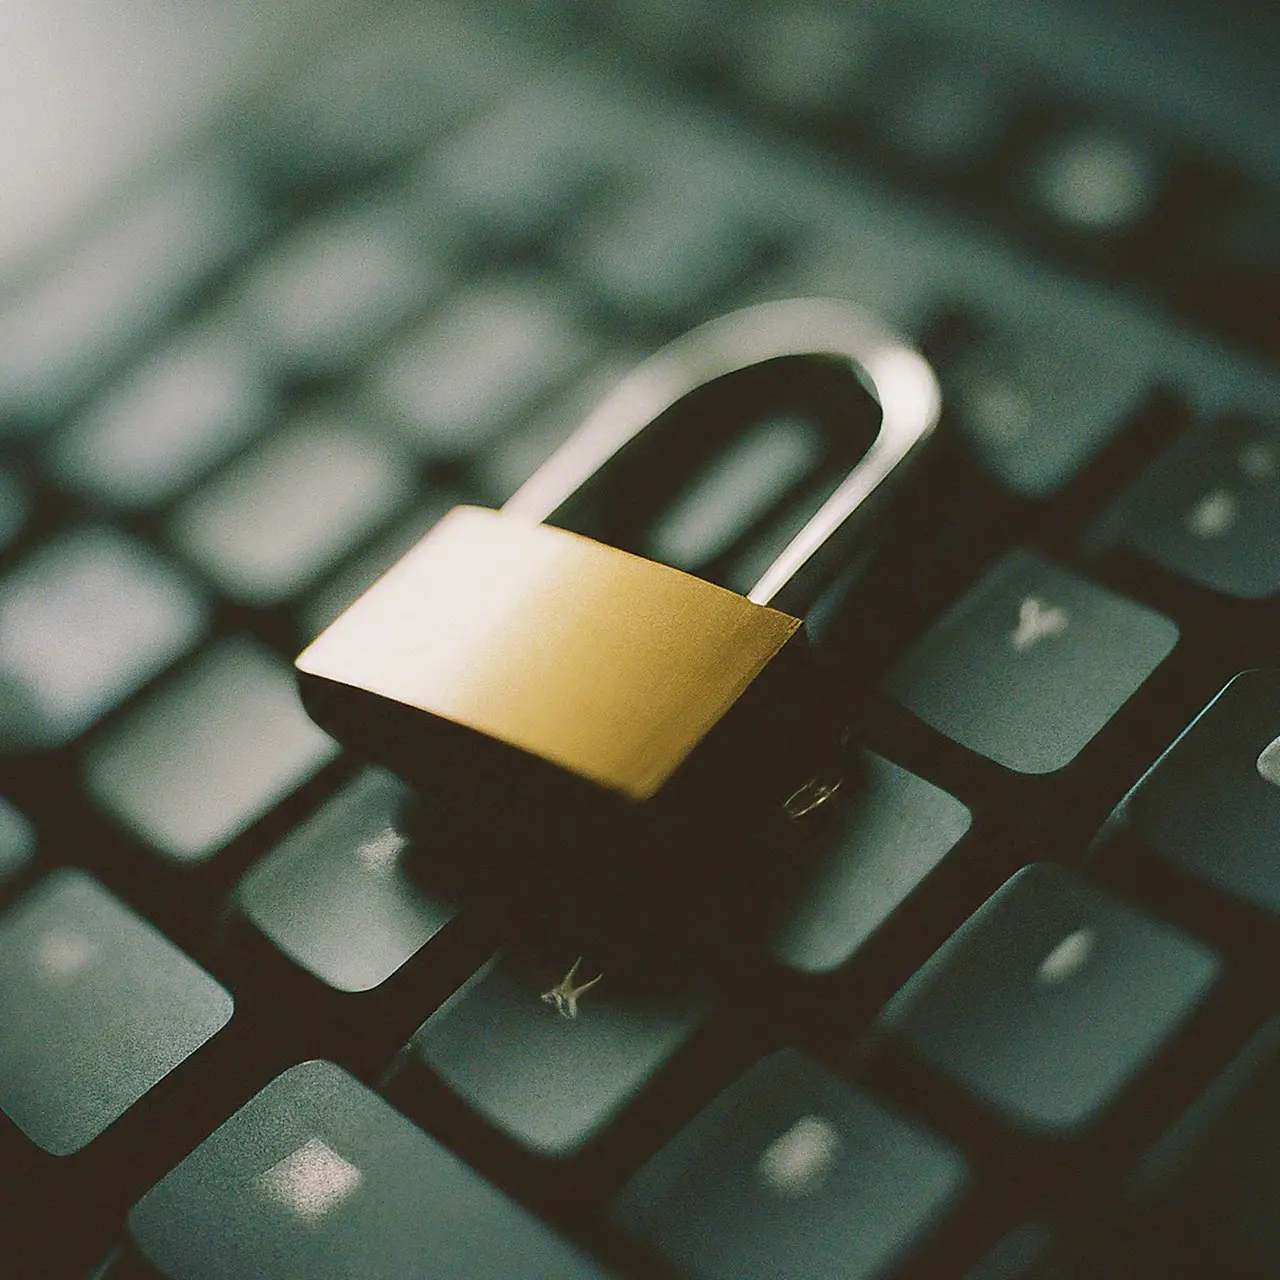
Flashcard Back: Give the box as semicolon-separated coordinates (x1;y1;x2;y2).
296;298;939;957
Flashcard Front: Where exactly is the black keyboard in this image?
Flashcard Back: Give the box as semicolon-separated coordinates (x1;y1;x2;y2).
0;1;1277;1276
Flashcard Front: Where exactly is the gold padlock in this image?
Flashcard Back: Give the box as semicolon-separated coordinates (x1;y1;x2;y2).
296;298;939;953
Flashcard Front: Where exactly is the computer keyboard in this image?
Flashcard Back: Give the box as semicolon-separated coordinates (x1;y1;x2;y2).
0;0;1277;1276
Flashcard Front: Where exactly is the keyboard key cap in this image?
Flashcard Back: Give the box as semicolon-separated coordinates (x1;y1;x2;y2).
170;411;416;607
928;306;1154;498
392;951;709;1158
0;155;261;428
84;638;338;864
0;528;208;750
426;77;636;247
571;161;769;322
1089;414;1280;599
371;279;593;457
232;202;444;378
126;1059;610;1279
1029;128;1160;235
0;797;36;886
615;1049;964;1280
1103;671;1280;919
772;754;972;976
879;865;1219;1133
48;324;273;509
0;868;232;1156
232;769;453;994
886;550;1178;774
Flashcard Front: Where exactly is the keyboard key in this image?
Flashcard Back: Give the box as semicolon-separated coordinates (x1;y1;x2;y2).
772;754;972;976
48;324;273;509
126;1059;610;1279
1089;414;1280;599
233;769;454;995
731;4;881;118
1029;128;1160;235
0;869;232;1156
171;411;416;607
370;279;593;457
1104;671;1280;918
84;638;338;864
879;865;1219;1133
0;797;36;886
615;1049;964;1280
0;155;261;427
928;305;1154;498
232;202;444;377
253;5;528;187
886;550;1178;774
392;951;709;1158
571;160;768;322
427;77;635;247
0;528;208;750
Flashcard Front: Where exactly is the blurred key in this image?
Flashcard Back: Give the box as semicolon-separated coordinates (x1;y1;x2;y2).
0;869;232;1156
232;202;443;378
772;754;972;977
572;161;769;322
252;4;531;187
886;550;1178;774
1103;671;1280;918
928;305;1154;497
0;797;36;886
48;324;273;509
84;638;338;864
1029;128;1160;236
371;279;593;458
231;767;454;996
616;1049;964;1280
171;411;416;607
427;77;636;247
731;4;881;119
0;527;208;751
0;155;262;428
391;951;709;1159
126;1059;610;1279
1089;414;1280;599
880;865;1219;1133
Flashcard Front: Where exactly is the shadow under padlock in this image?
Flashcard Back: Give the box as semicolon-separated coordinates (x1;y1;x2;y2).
295;298;940;973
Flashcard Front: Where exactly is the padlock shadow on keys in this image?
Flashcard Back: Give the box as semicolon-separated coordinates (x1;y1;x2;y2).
296;299;941;977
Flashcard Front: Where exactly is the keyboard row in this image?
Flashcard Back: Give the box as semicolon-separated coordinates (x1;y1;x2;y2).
3;665;1280;1276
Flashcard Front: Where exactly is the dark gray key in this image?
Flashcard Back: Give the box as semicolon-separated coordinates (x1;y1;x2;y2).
235;769;454;995
772;753;971;975
0;869;232;1156
880;865;1219;1133
1110;670;1280;916
1090;414;1280;599
84;638;338;864
886;551;1178;773
395;951;708;1158
615;1049;964;1280
0;527;208;750
127;1059;609;1280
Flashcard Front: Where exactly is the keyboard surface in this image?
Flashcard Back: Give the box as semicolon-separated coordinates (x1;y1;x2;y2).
0;1;1278;1277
